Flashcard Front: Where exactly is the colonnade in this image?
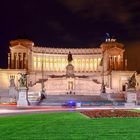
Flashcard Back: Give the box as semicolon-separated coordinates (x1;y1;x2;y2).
108;55;122;70
8;53;123;71
32;56;101;72
8;52;28;69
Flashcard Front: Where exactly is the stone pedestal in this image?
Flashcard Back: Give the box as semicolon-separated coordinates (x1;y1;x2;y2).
125;88;136;108
100;92;107;99
17;87;29;107
9;87;18;103
125;102;136;108
66;64;74;77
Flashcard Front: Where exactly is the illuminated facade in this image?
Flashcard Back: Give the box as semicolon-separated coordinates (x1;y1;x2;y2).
0;39;139;97
8;39;103;72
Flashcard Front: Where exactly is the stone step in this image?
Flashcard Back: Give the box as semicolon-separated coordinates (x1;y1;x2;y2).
44;95;107;100
29;97;126;106
39;102;63;106
38;100;126;107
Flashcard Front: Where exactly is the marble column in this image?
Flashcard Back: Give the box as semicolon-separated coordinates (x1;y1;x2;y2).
48;58;50;71
11;52;14;69
109;57;112;70
18;53;20;69
111;56;114;70
21;53;23;69
8;53;11;69
44;57;46;71
125;59;127;70
56;58;58;72
24;54;27;69
15;53;18;69
113;56;116;70
94;58;97;71
93;59;95;72
116;56;119;70
97;58;99;71
120;54;123;70
82;59;85;72
118;55;121;70
36;56;38;70
83;59;86;72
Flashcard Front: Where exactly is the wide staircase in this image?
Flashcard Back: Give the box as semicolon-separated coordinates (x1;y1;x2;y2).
30;95;117;106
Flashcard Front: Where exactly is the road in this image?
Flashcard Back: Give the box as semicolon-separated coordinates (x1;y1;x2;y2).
0;104;140;116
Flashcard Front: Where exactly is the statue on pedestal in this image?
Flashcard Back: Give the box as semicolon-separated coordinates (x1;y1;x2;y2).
125;73;137;107
68;51;73;64
17;73;29;107
66;52;74;77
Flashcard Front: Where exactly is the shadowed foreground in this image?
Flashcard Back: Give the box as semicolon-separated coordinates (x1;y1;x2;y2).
0;112;140;140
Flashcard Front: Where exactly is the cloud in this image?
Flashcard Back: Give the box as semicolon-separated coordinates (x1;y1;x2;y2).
59;0;132;24
59;0;140;43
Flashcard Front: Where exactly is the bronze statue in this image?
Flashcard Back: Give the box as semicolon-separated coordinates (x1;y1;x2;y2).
68;51;73;63
127;73;136;89
18;73;27;87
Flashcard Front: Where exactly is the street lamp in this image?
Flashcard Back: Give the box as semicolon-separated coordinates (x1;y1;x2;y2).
40;51;46;99
100;50;106;94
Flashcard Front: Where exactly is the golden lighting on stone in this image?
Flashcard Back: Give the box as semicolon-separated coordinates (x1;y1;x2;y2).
32;56;103;72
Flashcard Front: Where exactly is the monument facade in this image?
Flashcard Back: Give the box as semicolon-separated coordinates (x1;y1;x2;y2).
0;38;139;98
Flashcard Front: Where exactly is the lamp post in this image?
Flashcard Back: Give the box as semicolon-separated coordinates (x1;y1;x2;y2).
40;51;46;98
101;50;106;94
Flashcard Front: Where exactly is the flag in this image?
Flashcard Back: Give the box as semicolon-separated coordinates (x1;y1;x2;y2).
106;33;110;38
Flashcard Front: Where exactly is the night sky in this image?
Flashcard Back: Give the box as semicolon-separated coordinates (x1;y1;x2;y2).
0;0;140;71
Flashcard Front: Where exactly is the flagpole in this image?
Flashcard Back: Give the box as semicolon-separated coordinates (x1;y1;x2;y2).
101;50;106;94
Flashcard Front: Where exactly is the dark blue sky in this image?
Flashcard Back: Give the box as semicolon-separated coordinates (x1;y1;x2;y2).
0;0;140;70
